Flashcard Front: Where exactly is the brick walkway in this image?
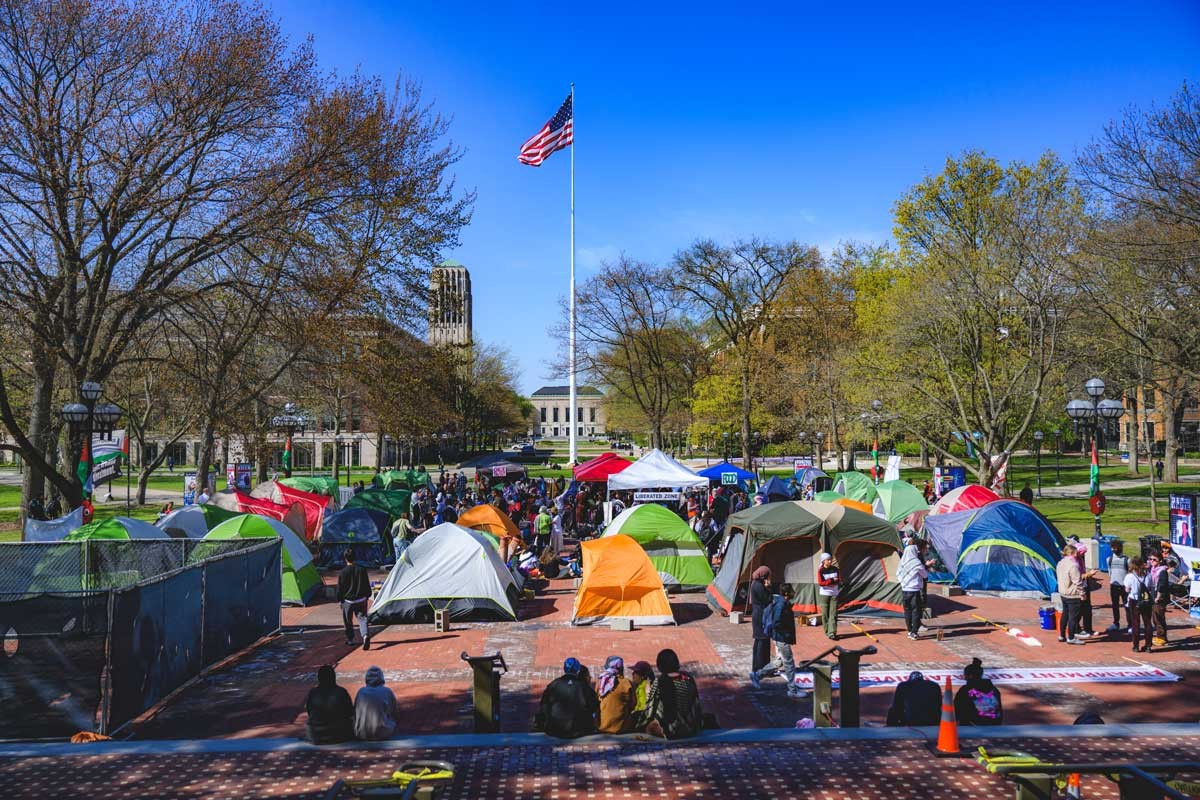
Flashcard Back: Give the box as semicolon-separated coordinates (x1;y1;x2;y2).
126;575;1200;740
2;727;1199;799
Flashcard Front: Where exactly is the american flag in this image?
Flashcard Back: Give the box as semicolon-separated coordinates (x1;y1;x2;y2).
518;94;573;167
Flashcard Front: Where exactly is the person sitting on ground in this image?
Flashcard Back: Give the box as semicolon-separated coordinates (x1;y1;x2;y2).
534;657;599;739
885;670;942;727
954;657;1003;726
337;550;372;650
304;665;354;744
629;661;654;719
354;666;398;741
595;656;636;734
642;648;704;739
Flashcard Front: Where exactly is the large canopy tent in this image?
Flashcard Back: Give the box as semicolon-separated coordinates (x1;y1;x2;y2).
251;481;333;542
708;501;903;617
369;523;519;623
206;490;308;540
606;448;708;493
373;468;433;492
601;503;714;590
202;514;322;605
23;508;84;542
279;475;341;500
760;476;796;502
317;508;392;568
457;503;521;542
697;461;756;489
930;484;1000;516
572;534;675;626
343;488;413;524
574;452;633;482
155;504;241;539
831;472;879;505
65;517;168;541
923;500;1066;596
873;480;929;524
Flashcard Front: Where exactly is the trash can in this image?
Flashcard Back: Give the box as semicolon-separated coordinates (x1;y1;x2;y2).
460;651;507;733
1038;607;1056;631
1094;535;1113;572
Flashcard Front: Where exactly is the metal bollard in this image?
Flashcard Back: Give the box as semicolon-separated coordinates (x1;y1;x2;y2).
460;651;507;733
810;662;835;727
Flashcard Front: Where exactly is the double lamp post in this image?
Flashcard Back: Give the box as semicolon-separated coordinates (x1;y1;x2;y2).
60;380;123;506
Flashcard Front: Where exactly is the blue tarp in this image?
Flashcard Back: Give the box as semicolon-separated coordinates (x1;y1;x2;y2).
923;500;1066;595
317;509;392;568
794;467;827;488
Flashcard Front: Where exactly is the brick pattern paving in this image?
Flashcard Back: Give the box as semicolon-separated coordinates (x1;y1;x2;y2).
3;734;1199;799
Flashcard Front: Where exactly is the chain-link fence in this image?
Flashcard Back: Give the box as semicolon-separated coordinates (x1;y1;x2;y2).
0;539;281;739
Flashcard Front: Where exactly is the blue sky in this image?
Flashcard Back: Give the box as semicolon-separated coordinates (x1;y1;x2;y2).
273;1;1199;394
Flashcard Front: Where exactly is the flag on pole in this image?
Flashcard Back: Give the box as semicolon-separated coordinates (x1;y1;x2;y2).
871;436;880;481
1089;440;1100;497
282;435;292;473
518;94;573;166
89;430;126;485
76;441;90;486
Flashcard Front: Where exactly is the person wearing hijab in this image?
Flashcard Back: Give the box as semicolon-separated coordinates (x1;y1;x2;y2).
534;657;599;738
594;656;636;733
816;553;841;640
354;666;398;740
750;566;773;673
898;539;933;640
304;665;354;744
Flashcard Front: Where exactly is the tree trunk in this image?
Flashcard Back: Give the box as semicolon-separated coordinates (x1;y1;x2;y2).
194;418;217;494
1162;388;1179;483
20;360;57;533
920;440;930;469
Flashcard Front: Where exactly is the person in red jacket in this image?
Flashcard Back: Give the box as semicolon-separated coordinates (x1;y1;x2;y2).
816;552;841;640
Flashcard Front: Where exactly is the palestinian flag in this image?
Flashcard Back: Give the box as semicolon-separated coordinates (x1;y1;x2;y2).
89;430;126;486
282;435;292;474
1089;439;1100;497
872;436;880;481
76;441;90;486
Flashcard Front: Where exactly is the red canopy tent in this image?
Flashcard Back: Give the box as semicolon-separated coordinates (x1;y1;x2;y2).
573;452;633;482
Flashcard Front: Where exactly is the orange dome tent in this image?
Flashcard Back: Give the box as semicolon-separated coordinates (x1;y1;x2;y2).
572;534;675;626
457;503;521;540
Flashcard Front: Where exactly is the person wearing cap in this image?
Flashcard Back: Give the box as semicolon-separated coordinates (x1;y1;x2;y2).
535;505;553;553
629;661;655;719
594;656;636;734
749;566;774;673
354;666;398;740
885;670;941;727
534;657;599;739
816;553;841;640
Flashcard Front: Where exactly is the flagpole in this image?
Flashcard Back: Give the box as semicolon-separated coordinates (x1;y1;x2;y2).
568;82;577;467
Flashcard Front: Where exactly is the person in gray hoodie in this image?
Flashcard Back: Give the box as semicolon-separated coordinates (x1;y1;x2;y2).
354;666;398;740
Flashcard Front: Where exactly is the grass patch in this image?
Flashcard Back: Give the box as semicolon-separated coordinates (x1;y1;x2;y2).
1033;497;1168;550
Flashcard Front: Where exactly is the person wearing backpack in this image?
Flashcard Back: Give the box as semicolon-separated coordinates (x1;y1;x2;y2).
954;657;1003;726
642;648;704;739
1107;539;1130;633
749;584;801;696
749;566;773;673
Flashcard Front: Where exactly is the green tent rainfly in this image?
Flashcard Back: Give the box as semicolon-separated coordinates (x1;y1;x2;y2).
279;476;342;499
344;488;413;523
601;503;714;590
202;514;322;605
831;472;879;504
872;480;929;524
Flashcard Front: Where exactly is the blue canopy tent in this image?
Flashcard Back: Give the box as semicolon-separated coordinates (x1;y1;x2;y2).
317;508;393;568
698;461;756;489
759;476;796;502
922;500;1066;595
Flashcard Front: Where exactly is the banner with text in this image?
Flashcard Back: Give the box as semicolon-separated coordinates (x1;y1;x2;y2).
790;664;1179;690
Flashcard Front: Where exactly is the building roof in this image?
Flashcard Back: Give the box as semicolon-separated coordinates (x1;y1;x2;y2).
531;385;603;398
437;259;466;269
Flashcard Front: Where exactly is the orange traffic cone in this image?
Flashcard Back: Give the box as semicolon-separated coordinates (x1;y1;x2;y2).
934;676;961;757
1066;772;1082;798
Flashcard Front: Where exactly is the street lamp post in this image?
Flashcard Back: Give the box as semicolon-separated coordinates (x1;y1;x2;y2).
814;431;825;468
269;403;309;479
1053;429;1062;484
1065;378;1125;537
60;380;122;508
860;399;887;484
1032;430;1044;499
722;431;730;463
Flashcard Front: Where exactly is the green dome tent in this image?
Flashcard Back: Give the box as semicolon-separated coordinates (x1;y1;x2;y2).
831;472;879;504
203;514;321;605
873;480;929;524
373;469;432;492
66;517;168;541
279;475;341;499
601;503;714;590
814;490;844;503
344;488;412;523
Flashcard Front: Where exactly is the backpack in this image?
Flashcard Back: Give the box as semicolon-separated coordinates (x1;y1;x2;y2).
967;687;1001;722
761;595;784;640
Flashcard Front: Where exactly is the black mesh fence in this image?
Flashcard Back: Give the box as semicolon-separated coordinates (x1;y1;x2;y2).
0;539;281;739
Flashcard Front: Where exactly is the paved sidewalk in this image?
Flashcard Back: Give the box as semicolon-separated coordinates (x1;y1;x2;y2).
1038;471;1200;499
2;726;1198;799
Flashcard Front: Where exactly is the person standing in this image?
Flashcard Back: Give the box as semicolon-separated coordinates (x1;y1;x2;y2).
1056;544;1086;644
750;583;801;696
1107;540;1130;633
1125;556;1152;653
1147;552;1171;646
535;505;553;553
898;540;932;640
816;553;841;640
749;566;773;674
337;551;372;650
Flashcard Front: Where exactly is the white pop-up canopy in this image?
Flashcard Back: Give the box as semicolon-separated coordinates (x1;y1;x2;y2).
607;448;709;493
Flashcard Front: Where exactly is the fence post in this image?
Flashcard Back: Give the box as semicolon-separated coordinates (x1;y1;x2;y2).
200;560;206;667
99;589;115;735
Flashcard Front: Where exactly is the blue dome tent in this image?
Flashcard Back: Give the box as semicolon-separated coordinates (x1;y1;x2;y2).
922;500;1066;596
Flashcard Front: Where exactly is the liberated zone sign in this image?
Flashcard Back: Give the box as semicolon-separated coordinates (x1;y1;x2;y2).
791;665;1180;690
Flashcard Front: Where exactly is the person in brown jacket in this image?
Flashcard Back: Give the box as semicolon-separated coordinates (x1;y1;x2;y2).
594;656;635;734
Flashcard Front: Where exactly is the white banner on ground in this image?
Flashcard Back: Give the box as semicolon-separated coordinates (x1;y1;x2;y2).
884;455;902;483
791;664;1179;690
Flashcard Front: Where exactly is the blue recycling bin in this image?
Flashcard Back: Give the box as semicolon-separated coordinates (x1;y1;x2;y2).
1095;535;1114;572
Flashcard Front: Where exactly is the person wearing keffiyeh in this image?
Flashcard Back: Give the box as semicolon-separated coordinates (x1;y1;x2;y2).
594;655;635;734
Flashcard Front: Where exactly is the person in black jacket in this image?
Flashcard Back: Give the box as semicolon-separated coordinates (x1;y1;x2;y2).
954;658;1003;726
337;551;372;650
534;657;599;738
886;671;941;726
750;583;800;696
304;665;354;744
749;566;773;673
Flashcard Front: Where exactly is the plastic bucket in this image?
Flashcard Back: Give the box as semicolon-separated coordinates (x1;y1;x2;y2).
1038;607;1056;631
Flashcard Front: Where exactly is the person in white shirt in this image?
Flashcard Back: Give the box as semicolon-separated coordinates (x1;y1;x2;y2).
1124;556;1151;653
196;486;210;505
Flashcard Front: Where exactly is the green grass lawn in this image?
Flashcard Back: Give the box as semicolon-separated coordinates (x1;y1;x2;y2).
1033;497;1168;551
